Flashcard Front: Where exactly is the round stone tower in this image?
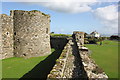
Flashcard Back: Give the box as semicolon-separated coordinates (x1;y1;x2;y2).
10;10;51;58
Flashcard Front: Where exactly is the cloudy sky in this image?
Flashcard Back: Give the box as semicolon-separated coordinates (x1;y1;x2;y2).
1;0;119;35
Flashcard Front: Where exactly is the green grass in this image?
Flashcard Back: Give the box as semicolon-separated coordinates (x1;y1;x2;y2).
85;40;119;78
2;48;55;78
50;34;72;37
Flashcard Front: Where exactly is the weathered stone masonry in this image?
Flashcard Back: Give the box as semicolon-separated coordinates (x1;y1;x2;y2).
0;10;51;59
48;31;108;79
0;10;108;79
12;10;51;58
50;36;68;50
0;14;13;59
73;31;108;79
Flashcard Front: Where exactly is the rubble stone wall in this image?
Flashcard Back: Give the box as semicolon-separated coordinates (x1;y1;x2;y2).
48;39;88;78
0;14;13;59
73;31;108;79
11;10;51;58
72;31;84;46
48;40;76;78
50;36;68;50
48;31;108;79
0;10;51;59
0;15;2;59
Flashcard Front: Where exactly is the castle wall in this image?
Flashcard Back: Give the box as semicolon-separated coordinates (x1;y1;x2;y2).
0;15;2;59
50;36;68;50
0;14;13;59
73;31;108;79
48;39;88;78
48;31;108;79
11;10;51;58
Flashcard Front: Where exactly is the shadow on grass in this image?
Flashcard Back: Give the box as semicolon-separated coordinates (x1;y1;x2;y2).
19;49;62;80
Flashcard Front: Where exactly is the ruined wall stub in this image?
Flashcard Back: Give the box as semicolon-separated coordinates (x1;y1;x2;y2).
11;10;51;58
73;31;84;46
0;14;13;59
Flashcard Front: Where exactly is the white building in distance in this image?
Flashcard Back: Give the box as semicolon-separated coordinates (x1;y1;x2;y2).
90;31;100;38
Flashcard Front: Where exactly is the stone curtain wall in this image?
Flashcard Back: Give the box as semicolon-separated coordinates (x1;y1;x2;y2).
48;31;108;79
10;10;51;58
0;14;13;59
50;36;68;50
0;15;2;59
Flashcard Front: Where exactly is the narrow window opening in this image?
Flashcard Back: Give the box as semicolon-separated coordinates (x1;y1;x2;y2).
14;32;16;35
46;28;48;34
6;32;9;35
35;35;37;37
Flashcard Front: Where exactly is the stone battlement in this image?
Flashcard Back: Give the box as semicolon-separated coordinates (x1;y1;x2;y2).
10;10;50;18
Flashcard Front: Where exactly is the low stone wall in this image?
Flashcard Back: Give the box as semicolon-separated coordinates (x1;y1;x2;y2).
74;32;108;79
75;43;108;79
48;31;108;79
48;40;73;78
48;39;88;78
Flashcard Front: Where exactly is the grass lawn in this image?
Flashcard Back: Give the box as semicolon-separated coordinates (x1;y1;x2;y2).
2;48;55;79
85;40;119;78
50;33;72;37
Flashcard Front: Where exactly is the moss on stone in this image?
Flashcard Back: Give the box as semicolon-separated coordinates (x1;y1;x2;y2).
92;66;104;74
31;10;39;12
42;12;48;16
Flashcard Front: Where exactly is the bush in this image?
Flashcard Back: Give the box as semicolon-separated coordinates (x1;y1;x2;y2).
87;38;98;44
85;37;105;44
